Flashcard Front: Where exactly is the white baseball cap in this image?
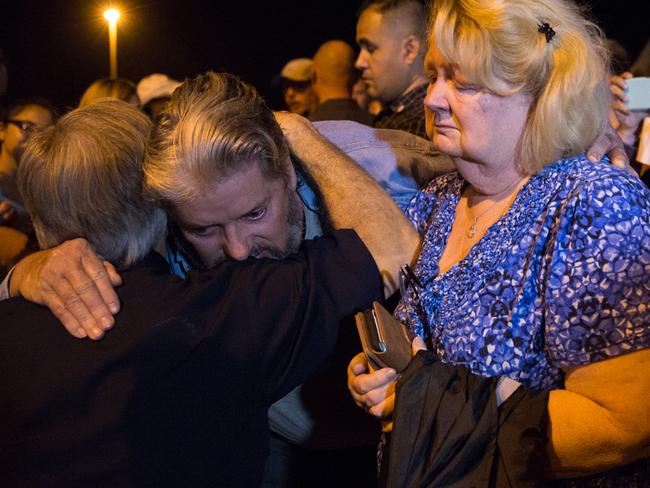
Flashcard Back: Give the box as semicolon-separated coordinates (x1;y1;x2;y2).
136;73;182;106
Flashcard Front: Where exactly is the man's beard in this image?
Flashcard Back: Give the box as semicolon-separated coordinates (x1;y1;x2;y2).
247;188;304;259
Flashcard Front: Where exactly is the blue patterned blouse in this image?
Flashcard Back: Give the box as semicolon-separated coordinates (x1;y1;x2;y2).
394;155;650;391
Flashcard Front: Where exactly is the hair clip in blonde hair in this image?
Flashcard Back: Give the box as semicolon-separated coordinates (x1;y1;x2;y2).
538;22;556;42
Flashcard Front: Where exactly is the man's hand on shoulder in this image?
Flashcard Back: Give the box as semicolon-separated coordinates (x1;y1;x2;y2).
273;110;314;138
10;238;122;340
273;111;323;159
587;122;634;175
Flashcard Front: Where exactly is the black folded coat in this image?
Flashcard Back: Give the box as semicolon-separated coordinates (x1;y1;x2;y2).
385;351;549;488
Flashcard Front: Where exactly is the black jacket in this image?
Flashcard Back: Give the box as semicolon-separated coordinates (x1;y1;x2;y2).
385;351;549;488
0;231;381;487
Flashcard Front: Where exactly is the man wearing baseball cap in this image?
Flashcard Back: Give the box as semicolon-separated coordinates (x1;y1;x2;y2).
277;58;318;117
136;73;182;122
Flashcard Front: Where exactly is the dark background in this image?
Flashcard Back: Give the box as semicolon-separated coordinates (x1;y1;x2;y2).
1;0;647;112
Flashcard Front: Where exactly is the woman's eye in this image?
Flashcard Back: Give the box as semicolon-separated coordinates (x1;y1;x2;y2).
454;80;479;93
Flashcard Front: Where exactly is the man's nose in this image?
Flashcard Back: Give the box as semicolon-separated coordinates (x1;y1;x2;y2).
355;51;367;70
223;227;251;261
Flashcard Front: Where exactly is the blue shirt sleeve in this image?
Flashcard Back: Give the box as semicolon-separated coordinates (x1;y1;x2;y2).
313;120;447;213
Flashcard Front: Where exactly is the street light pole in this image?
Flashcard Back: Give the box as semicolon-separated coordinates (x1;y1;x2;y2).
103;9;120;79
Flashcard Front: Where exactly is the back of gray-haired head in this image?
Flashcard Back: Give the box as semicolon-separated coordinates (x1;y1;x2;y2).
18;99;167;268
144;71;291;207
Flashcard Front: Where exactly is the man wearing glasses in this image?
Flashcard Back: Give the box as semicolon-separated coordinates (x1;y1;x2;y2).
1;98;53;171
0;97;55;275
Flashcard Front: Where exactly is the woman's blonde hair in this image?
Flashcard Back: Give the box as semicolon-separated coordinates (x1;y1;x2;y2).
429;0;611;174
79;77;139;108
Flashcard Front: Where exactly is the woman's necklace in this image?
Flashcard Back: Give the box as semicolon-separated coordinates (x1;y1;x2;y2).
467;203;496;238
466;178;526;239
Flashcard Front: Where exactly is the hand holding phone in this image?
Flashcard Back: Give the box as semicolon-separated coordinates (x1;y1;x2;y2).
626;77;650;111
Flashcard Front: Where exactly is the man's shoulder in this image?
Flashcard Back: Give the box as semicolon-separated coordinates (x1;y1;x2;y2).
313;118;450;180
0;295;58;337
315;118;431;151
373;83;428;137
0;254;175;344
311;119;452;211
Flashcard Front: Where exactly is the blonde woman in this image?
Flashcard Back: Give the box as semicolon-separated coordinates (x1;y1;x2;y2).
79;77;140;108
345;0;650;485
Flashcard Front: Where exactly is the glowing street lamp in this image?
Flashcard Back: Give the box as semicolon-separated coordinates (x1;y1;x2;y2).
103;8;120;78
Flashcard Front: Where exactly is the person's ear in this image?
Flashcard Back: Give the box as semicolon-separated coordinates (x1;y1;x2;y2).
403;35;422;65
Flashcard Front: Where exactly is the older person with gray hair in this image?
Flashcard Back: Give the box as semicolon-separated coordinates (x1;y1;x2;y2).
0;98;415;487
18;101;165;264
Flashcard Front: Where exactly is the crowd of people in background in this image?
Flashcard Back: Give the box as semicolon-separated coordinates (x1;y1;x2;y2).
1;0;650;487
3;3;649;281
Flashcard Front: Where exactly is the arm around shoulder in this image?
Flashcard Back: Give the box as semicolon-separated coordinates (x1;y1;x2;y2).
8;239;123;340
275;112;421;296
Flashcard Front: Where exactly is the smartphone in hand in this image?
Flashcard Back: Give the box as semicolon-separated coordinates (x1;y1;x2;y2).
626;77;650;110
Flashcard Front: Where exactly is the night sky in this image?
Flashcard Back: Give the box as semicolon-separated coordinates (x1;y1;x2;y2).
1;0;647;112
